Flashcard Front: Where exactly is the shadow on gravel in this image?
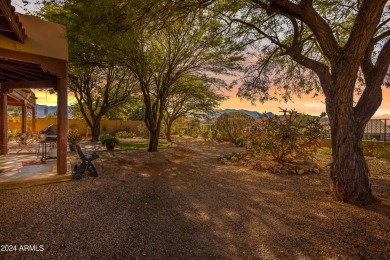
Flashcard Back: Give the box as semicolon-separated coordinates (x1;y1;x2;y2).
0;139;389;259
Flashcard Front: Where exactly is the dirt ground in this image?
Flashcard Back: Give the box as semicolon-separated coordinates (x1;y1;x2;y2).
0;137;389;259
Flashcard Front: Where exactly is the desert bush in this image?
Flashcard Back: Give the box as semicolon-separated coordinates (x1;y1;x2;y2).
188;127;200;138
137;123;150;138
210;125;222;141
365;142;390;161
215;112;253;142
232;137;246;147
67;129;82;144
179;129;186;137
245;109;327;162
200;126;212;141
159;122;167;138
115;131;136;138
224;151;240;162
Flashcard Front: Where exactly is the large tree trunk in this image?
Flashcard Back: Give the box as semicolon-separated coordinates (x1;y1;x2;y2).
145;103;164;152
329;117;375;205
148;129;160;152
166;120;173;142
91;118;101;142
326;79;376;205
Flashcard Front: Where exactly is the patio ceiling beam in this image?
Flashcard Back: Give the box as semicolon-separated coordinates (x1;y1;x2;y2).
0;58;42;71
1;79;57;89
0;22;13;32
0;70;21;81
7;99;34;109
0;49;67;78
7;91;35;108
0;66;48;81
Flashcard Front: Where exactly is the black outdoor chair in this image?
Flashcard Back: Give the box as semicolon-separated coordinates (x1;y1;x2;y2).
72;144;101;180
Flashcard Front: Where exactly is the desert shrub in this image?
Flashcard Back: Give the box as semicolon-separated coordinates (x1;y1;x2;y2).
67;129;82;144
179;129;186;137
232;137;246;147
245;109;327;162
200;126;212;141
115;131;136;139
137;123;150;138
215;112;253;142
224;151;240;162
365;142;390;161
210;125;222;141
188;127;200;138
159;122;167;138
186;118;200;138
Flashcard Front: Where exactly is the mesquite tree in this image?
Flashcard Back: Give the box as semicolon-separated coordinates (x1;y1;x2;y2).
39;1;138;141
69;66;136;141
114;13;242;151
213;0;390;205
163;77;225;141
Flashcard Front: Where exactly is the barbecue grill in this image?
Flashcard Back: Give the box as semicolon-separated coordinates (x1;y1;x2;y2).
40;124;58;142
38;124;58;160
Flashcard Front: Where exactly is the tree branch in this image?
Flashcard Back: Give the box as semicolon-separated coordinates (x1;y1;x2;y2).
251;0;341;63
355;38;390;122
342;0;388;67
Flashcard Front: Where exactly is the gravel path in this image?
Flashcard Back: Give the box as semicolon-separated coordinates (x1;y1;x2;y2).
0;138;389;259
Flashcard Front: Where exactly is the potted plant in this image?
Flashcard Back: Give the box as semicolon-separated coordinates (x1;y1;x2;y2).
67;129;82;151
101;135;119;150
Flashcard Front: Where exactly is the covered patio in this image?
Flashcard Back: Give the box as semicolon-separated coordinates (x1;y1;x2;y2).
0;0;68;176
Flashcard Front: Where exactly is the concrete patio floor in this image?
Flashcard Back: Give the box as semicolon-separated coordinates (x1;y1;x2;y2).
0;140;107;188
0;154;72;188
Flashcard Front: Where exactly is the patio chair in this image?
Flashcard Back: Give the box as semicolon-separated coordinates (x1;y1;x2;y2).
16;134;34;153
72;144;102;180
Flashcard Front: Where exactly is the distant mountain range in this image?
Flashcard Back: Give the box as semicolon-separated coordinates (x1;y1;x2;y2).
220;109;275;118
33;105;390;120
35;104;58;118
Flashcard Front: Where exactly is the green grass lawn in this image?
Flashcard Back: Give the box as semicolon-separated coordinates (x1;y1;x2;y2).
317;147;332;155
117;142;173;150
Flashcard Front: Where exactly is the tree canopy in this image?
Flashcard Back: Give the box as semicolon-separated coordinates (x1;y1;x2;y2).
37;0;390;204
163;76;225;141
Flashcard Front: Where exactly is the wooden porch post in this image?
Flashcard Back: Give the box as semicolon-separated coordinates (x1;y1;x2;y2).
0;89;8;155
57;77;68;174
32;106;36;132
21;100;27;133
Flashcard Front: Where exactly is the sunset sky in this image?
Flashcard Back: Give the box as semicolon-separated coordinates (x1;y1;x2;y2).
219;87;390;118
33;86;390;118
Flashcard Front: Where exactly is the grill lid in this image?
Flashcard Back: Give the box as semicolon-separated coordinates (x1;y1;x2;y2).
40;124;57;141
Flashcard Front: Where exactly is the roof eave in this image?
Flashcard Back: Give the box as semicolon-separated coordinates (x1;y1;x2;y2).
0;0;27;43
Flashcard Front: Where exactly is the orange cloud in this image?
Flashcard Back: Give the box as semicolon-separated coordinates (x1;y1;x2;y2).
34;90;76;106
220;87;390;117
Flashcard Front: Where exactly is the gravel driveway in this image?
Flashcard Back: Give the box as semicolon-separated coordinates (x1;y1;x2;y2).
0;138;389;259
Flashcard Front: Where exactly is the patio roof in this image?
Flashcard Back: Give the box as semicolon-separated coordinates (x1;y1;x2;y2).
7;88;36;108
0;0;68;175
0;0;26;43
0;57;57;91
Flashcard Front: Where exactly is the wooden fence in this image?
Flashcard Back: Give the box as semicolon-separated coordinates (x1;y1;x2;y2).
7;116;144;137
